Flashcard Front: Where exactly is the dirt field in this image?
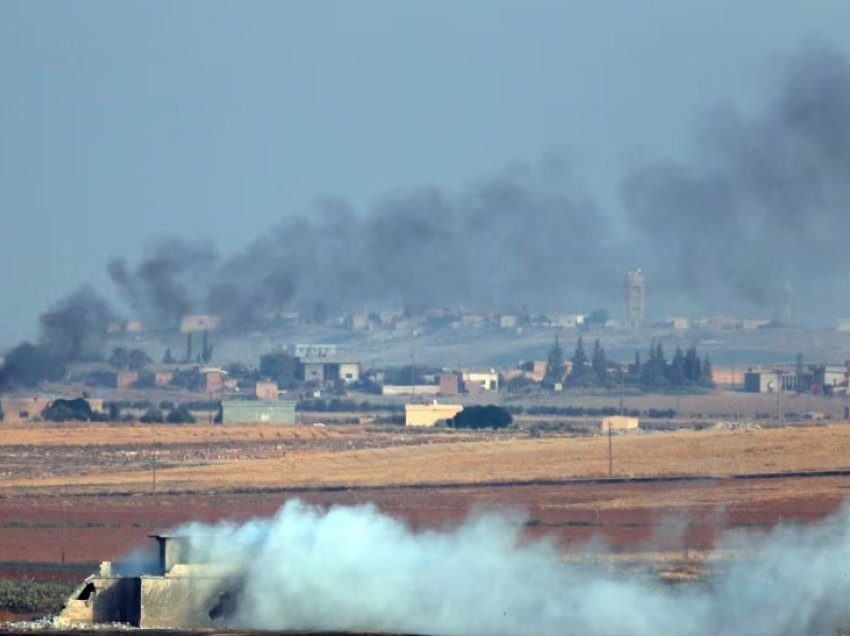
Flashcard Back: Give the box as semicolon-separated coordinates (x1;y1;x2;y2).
3;417;850;629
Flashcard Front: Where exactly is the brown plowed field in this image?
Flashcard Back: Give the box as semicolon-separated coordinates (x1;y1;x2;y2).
2;422;850;586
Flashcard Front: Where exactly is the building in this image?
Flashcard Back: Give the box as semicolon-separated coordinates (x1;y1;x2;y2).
220;400;296;424
201;368;227;394
382;384;440;397
743;369;799;393
600;416;639;433
255;380;279;401
462;369;499;392
115;371;139;388
57;535;240;628
154;371;174;387
0;396;53;423
625;269;646;328
293;344;360;386
405;402;463;427
179;315;222;333
438;373;461;396
837;319;850;332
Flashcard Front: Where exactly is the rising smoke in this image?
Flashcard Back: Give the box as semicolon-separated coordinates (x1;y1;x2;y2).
107;44;850;329
624;44;850;319
172;499;850;635
109;158;615;330
0;286;113;390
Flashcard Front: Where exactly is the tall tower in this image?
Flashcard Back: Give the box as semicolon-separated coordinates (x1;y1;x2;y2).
625;269;646;328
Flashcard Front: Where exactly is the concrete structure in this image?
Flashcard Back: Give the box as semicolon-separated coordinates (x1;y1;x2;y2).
439;373;461;396
0;396;53;423
57;535;241;628
814;364;849;395
154;371;174;387
115;371;139;388
837;319;850;332
625;269;646;328
220;400;296;424
202;368;227;394
600;416;640;433
462;370;499;392
405;402;463;427
255;380;279;401
179;314;221;333
382;384;440;397
498;314;520;329
743;369;801;393
293;344;360;385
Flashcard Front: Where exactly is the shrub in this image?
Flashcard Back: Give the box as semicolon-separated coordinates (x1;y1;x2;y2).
450;405;513;429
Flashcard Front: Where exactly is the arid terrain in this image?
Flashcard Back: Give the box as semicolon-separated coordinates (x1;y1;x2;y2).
3;412;850;575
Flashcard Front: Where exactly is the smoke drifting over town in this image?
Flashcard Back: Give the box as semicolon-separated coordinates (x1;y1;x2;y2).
103;44;850;330
625;44;850;317
175;499;850;635
109;160;612;330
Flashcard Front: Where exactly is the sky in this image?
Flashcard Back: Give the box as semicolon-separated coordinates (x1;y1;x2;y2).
2;0;850;343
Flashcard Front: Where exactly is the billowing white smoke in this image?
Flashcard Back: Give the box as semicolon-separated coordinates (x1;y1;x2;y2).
174;499;850;635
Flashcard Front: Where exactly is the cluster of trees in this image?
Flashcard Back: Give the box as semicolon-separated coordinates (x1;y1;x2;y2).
543;336;612;388
631;343;713;389
448;405;513;430
108;347;151;371
541;337;714;390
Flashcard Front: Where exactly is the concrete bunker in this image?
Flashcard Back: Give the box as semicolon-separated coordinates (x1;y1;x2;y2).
57;534;243;628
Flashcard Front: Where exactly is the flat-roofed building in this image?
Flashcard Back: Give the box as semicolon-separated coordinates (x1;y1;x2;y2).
600;416;639;433
405;403;463;427
220;400;296;424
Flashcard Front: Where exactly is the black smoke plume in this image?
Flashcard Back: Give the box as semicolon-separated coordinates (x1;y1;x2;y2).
0;286;113;390
624;44;850;320
109;158;615;330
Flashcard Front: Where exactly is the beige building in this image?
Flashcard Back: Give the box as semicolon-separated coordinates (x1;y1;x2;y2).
600;416;640;433
405;403;463;427
255;380;279;401
1;396;52;423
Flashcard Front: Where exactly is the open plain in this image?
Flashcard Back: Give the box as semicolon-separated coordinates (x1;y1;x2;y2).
3;417;850;589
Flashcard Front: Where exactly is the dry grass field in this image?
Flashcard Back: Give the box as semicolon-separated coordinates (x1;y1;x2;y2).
4;422;850;495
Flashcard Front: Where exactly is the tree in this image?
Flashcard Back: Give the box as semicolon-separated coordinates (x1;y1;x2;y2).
162;347;175;364
568;336;594;387
591;339;609;386
140;408;164;424
127;349;151;371
42;398;93;422
201;330;214;364
542;336;565;388
108;347;129;369
670;347;686;386
183;333;193;363
684;345;701;384
259;351;298;387
449;405;512;429
166;407;196;424
701;355;715;388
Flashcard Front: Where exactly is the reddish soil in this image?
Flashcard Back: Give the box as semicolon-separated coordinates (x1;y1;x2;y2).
0;475;846;582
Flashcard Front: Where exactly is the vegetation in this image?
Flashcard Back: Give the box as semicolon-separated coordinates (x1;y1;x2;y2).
0;579;75;614
382;365;441;386
42;398;101;422
542;336;565;388
449;405;513;429
108;347;151;371
165;407;196;424
259;351;299;388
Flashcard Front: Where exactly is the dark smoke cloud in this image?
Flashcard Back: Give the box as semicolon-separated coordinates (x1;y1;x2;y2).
110;158;615;329
0;286;114;390
624;44;850;320
62;42;850;330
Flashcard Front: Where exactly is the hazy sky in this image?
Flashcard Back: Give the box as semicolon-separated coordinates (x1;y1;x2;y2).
2;1;850;343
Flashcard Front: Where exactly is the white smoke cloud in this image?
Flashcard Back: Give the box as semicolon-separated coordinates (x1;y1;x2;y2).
173;499;850;635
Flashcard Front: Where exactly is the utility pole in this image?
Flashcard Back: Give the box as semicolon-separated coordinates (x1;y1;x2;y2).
152;447;157;495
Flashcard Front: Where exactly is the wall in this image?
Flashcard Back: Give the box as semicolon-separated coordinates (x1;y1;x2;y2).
221;400;296;424
405;403;463;427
